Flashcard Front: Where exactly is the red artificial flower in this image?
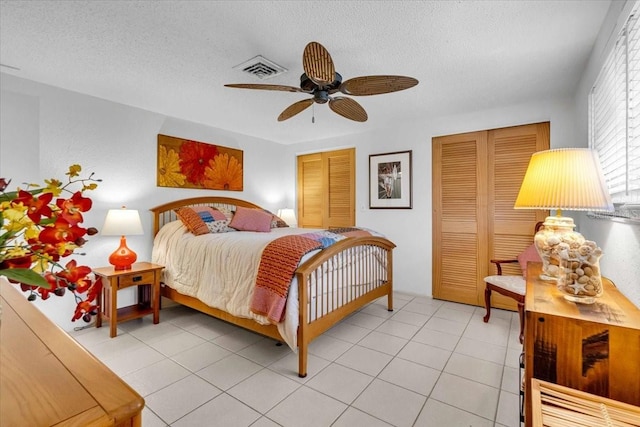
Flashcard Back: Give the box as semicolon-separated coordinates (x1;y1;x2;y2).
179;140;218;186
56;259;91;286
0;177;11;192
12;190;54;223
39;272;63;300
72;300;95;321
27;241;64;261
56;191;92;226
0;254;33;269
38;218;87;245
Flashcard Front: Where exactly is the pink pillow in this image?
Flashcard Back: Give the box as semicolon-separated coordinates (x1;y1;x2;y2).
229;206;272;232
517;244;541;278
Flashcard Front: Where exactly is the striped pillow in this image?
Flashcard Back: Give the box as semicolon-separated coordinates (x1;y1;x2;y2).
176;206;230;235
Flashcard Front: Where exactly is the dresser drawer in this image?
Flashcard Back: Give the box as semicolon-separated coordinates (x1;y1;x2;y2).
118;270;156;289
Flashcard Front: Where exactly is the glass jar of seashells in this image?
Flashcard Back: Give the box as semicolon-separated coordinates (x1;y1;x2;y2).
555;239;604;304
533;216;580;282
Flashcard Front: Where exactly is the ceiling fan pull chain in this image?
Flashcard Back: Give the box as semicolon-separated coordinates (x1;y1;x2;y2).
312;103;315;123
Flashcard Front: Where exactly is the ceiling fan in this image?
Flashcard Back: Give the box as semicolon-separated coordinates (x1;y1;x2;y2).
224;42;419;122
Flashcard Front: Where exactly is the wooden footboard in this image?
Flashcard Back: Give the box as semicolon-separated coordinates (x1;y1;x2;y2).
295;236;395;377
151;197;395;377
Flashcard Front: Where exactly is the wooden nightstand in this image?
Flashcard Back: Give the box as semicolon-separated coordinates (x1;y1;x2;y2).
93;262;164;338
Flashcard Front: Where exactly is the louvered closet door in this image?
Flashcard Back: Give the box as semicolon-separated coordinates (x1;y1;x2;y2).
297;148;355;228
487;123;549;310
432;131;488;305
297;153;324;228
325;148;355;227
432;122;549;307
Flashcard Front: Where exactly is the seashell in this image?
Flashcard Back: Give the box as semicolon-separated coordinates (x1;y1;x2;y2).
576;268;584;276
547;265;560;275
584;266;593;277
547;236;561;246
578;275;590;284
579;245;593;257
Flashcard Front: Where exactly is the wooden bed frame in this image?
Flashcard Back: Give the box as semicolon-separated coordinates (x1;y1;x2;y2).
150;196;395;377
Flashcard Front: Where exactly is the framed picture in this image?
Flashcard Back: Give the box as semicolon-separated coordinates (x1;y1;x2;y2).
157;134;243;191
369;150;412;209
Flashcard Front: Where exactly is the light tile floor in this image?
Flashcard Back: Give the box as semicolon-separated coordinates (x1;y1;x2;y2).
70;293;524;427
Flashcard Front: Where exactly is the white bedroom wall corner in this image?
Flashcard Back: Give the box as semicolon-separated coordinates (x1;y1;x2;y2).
0;88;40;182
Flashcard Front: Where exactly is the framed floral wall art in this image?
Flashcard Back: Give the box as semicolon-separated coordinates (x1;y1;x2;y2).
369;150;412;209
157;134;243;191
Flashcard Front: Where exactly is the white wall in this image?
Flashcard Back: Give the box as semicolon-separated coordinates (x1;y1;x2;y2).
1;73;289;330
285;97;577;297
573;0;640;307
0;89;40;183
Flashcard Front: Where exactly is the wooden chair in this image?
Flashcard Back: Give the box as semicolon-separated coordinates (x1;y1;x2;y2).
483;222;544;344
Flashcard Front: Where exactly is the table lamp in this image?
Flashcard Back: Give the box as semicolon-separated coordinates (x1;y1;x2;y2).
101;207;144;270
277;208;297;227
514;148;613;303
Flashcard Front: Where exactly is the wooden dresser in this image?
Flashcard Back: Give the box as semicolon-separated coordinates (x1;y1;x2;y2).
524;263;640;426
0;279;144;426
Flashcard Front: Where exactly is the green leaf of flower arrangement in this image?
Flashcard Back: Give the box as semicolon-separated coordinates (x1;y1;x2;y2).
0;268;51;288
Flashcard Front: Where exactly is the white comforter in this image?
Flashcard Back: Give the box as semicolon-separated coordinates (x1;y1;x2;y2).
152;221;320;350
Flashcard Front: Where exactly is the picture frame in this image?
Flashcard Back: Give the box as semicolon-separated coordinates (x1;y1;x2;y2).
157;134;243;191
369;150;412;209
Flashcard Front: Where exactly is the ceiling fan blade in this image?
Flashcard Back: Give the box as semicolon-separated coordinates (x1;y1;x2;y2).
329;97;368;122
225;83;305;93
302;42;335;86
278;99;315;121
340;75;419;96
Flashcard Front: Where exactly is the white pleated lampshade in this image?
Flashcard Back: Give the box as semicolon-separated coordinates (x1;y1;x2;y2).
514;148;614;212
101;207;144;236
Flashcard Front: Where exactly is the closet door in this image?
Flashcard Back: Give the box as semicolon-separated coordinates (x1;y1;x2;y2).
432;122;549;307
326;148;355;227
297;153;324;228
297;148;355;228
432;131;488;305
487;123;549;309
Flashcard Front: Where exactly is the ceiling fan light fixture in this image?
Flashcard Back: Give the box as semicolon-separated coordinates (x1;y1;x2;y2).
226;42;418;122
233;55;287;80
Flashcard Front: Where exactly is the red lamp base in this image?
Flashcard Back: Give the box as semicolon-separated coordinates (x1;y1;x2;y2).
109;236;137;271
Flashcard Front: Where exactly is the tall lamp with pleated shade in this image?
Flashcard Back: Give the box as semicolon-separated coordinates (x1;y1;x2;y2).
101;207;144;270
514;148;613;303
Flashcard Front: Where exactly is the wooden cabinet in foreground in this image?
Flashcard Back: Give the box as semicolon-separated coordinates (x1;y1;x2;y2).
0;279;144;426
524;263;640;426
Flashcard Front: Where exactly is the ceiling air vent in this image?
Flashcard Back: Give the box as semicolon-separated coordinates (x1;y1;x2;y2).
233;55;287;80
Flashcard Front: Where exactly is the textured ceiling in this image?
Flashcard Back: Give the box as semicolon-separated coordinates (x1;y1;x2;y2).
0;0;611;144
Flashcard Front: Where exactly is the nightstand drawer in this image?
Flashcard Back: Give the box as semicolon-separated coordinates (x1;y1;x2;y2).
118;270;156;289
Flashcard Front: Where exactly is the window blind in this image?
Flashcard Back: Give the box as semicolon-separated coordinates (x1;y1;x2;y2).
589;6;640;221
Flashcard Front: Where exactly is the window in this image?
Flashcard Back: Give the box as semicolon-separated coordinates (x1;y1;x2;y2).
589;6;640;222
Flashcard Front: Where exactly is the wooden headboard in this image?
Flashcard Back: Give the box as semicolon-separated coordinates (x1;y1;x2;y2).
149;197;264;236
